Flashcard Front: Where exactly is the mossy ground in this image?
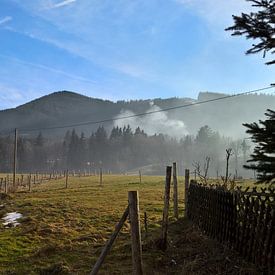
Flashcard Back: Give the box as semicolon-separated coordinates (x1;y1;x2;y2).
0;175;260;274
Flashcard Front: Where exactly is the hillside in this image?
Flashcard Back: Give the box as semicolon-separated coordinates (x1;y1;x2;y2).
0;90;274;137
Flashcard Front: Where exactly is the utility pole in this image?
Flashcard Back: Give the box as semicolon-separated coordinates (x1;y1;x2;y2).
13;128;18;190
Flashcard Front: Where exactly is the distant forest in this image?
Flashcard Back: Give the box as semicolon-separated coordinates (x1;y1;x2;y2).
0;124;253;178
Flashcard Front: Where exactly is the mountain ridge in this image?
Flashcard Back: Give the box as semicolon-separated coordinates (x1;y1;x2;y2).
0;90;274;138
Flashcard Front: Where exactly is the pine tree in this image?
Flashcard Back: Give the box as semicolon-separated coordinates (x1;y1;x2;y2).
243;109;275;183
226;0;275;65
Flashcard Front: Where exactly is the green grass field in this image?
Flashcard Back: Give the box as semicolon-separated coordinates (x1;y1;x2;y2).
0;174;186;274
0;174;261;274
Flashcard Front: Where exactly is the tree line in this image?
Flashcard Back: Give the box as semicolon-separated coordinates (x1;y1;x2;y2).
0;125;252;178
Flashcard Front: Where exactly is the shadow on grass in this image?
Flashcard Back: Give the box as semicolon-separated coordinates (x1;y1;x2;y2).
142;217;261;275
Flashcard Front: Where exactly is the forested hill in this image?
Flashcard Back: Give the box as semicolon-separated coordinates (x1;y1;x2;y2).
0;90;274;137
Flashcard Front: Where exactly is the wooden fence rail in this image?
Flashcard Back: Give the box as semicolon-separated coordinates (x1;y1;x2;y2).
187;181;275;273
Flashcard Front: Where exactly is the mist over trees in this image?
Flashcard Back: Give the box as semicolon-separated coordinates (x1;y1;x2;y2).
1;91;275;140
0;125;254;178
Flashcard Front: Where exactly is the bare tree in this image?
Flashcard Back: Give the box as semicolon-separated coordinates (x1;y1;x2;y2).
222;148;233;185
192;156;211;184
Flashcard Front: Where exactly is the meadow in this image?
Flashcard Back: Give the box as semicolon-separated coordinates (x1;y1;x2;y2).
0;174;186;274
0;174;260;274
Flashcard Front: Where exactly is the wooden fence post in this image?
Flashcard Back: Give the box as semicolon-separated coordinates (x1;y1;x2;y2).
184;169;190;217
173;162;179;219
100;168;103;186
13;128;18;190
139;170;142;184
4;178;7;193
128;191;143;275
90;206;129;275
28;175;31;192
65;170;68;189
160;166;172;250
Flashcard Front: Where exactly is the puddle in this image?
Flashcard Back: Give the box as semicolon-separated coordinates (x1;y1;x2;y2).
2;212;22;227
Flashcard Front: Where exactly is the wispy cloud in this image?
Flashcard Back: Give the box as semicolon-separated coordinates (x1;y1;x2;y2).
0;53;97;84
0;16;12;26
114;63;156;81
175;0;251;26
0;84;25;110
4;25;157;82
50;0;76;9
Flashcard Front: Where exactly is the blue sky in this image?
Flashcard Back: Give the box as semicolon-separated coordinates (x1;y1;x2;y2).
0;0;274;110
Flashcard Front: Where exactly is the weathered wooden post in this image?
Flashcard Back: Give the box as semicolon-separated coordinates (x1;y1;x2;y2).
13;128;18;190
4;178;7;193
90;206;129;275
28;174;31;192
173;162;179;219
128;191;143;275
184;169;190;217
65;169;68;188
160;166;172;250
139;170;142;184
100;168;103;186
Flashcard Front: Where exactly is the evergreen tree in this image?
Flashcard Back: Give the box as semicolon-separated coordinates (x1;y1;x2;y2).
67;129;80;169
33;132;47;171
226;0;275;65
243;109;275;183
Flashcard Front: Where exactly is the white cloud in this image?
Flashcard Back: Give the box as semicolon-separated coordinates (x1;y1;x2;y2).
0;16;12;26
114;105;188;139
54;0;76;8
43;0;77;10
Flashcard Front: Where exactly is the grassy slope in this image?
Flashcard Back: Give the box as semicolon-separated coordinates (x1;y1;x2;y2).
0;175;260;274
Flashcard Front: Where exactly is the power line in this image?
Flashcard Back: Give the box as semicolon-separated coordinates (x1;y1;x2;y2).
0;85;274;135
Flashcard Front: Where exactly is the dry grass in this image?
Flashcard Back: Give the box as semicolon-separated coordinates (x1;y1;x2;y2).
0;174;260;274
